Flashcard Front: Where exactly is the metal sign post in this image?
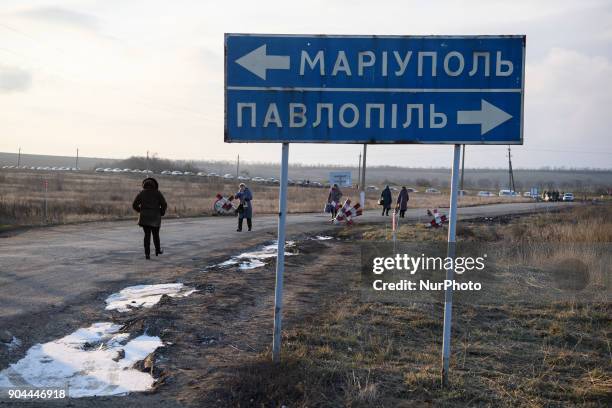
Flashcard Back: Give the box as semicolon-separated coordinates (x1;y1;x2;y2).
360;144;367;208
441;144;462;386
272;142;289;362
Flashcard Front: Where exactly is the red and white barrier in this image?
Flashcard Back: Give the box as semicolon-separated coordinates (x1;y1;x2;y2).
426;208;448;228
213;193;236;215
334;199;363;225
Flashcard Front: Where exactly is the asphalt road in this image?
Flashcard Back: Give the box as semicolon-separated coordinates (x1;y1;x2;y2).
0;201;572;325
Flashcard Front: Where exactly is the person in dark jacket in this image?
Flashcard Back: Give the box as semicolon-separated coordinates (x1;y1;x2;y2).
327;184;343;220
380;185;392;216
132;178;168;259
234;183;253;232
396;186;409;218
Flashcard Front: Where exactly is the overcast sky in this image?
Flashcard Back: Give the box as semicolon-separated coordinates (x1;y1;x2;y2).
0;0;611;168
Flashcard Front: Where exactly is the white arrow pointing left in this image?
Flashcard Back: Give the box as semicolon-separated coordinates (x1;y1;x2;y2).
457;99;513;135
235;44;290;80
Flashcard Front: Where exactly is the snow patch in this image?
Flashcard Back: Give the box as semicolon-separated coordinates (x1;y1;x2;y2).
314;235;333;240
214;241;296;270
0;322;163;398
105;283;196;313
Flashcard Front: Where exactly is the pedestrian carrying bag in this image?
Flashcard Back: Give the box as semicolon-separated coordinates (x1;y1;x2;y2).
236;204;244;215
378;199;384;205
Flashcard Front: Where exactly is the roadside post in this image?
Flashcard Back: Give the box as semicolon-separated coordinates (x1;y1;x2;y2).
360;144;367;208
224;34;525;375
272;143;289;362
43;179;48;224
442;144;461;385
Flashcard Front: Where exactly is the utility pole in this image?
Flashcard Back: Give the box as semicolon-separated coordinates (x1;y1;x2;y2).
236;154;240;178
507;146;516;192
75;148;79;169
17;147;21;167
460;145;465;191
357;152;361;189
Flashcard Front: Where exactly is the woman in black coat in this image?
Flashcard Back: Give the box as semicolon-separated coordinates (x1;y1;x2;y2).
380;185;392;216
132;178;168;259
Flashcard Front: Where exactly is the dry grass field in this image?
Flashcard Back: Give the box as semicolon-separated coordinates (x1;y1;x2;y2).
210;205;611;407
0;169;527;227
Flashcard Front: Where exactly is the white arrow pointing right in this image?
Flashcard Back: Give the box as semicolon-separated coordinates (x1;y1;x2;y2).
457;99;513;135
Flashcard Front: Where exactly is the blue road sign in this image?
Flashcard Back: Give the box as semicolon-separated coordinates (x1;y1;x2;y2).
225;34;525;144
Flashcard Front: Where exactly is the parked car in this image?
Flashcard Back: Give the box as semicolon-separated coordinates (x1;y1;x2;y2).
171;171;183;176
498;189;519;197
183;171;194;176
523;191;532;197
562;192;574;202
477;191;495;197
161;170;172;175
425;188;441;194
207;172;220;177
406;188;419;193
95;168;105;172
366;185;379;191
197;172;207;176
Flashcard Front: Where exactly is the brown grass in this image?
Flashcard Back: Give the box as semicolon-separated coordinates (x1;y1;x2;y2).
0;170;525;227
215;205;611;407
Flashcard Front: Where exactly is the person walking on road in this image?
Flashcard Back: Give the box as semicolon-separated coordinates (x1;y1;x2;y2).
327;183;343;220
397;186;409;218
381;185;392;216
132;177;168;259
234;183;253;232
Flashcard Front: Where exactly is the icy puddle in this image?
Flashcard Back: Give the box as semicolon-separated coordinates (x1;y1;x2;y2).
0;323;162;398
105;283;197;312
216;241;296;270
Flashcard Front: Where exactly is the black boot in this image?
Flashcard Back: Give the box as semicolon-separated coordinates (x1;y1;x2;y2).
237;218;243;232
155;249;163;256
247;218;252;231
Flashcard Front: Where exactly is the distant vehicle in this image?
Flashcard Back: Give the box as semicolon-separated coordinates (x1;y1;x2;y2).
251;176;265;182
161;170;171;175
366;185;379;191
103;168;113;172
478;191;495;197
425;188;441;194
95;168;104;172
171;171;183;176
197;172;207;176
498;189;519;197
122;168;131;172
390;186;399;191
237;175;250;181
223;174;234;179
406;188;418;193
142;170;153;174
183;171;194;176
562;192;574;202
523;191;531;197
131;169;142;173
